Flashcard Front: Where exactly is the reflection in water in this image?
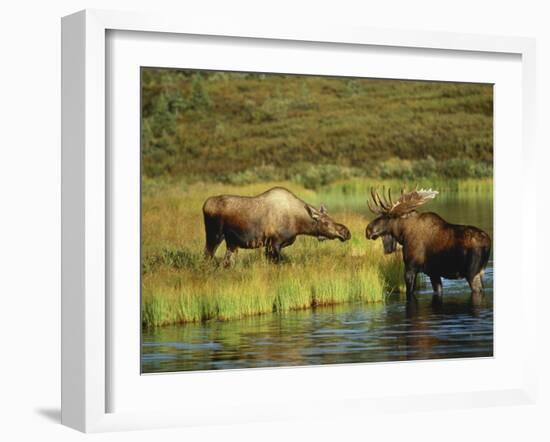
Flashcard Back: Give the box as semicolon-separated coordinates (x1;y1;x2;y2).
142;192;493;373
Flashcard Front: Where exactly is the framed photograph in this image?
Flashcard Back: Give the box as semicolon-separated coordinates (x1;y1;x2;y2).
61;9;537;432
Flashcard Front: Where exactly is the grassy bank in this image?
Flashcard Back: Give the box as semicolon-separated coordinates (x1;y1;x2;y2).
141;178;492;328
142;254;395;327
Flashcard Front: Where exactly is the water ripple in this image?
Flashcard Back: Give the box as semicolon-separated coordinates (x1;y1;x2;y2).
142;266;493;373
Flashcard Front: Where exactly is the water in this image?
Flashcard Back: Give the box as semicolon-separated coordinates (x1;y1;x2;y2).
142;191;493;373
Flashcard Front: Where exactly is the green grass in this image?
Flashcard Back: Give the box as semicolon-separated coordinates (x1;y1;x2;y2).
312;177;493;212
142;256;394;327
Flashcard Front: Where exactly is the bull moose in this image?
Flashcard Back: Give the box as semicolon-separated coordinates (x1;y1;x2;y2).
203;186;351;265
365;188;491;300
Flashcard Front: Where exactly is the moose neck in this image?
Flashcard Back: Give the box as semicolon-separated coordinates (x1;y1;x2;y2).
294;213;321;237
388;212;418;244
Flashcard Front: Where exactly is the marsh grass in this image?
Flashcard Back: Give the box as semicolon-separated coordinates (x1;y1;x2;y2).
141;180;415;327
142;256;393;327
142;179;490;327
313;178;493;212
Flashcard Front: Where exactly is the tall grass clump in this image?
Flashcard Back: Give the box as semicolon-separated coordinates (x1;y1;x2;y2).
274;277;311;313
142;255;394;327
349;266;387;303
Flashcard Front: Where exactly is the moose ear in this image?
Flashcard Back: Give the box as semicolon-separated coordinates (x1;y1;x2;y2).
305;204;321;220
319;204;327;214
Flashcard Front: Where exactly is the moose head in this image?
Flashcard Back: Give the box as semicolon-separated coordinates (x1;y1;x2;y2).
306;204;351;242
365;187;438;253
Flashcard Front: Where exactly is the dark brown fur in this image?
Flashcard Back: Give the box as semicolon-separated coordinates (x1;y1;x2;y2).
366;211;491;299
203;187;351;265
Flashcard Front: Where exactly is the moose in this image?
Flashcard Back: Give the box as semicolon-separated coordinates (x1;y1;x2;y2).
365;188;491;300
203;186;351;265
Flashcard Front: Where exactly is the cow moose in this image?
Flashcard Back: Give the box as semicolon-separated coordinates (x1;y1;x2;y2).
203;187;351;265
365;188;491;300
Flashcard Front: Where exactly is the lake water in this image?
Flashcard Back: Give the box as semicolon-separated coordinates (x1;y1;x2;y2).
142;191;493;373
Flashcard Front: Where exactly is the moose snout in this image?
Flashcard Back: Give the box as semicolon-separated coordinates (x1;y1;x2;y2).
365;226;373;239
342;228;352;241
365;225;378;240
338;225;351;242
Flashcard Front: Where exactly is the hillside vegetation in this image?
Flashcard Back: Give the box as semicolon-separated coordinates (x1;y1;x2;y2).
141;69;493;185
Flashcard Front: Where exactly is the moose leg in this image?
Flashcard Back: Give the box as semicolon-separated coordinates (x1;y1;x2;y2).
479;269;485;289
405;269;417;301
430;275;443;296
204;216;224;258
466;250;484;296
222;244;238;268
467;273;483;294
205;235;223;259
265;241;282;263
468;273;484;305
466;250;484;304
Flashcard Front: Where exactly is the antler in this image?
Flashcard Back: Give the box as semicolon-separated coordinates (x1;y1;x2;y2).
367;187;438;216
390;188;438;216
367;187;398;215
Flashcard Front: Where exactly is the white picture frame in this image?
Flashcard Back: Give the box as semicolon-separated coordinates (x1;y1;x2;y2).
61;9;537;433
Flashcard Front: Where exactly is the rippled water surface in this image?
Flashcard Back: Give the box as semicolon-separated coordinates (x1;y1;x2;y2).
142;192;493;373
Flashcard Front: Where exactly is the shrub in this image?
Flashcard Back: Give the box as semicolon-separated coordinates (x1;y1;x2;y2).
189;73;211;110
292;163;351;189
